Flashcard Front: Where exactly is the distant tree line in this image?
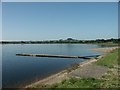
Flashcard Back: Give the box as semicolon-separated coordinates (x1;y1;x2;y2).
0;38;120;44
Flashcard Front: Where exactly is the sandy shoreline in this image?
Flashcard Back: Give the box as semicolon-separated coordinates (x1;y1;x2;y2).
26;46;118;88
90;47;118;53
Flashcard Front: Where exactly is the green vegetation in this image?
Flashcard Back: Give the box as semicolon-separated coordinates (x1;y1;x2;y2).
1;38;119;45
94;48;119;68
27;78;103;88
50;78;103;88
49;48;119;88
28;48;119;88
66;63;80;73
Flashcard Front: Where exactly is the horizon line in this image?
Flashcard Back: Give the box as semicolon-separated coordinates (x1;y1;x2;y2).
1;38;119;41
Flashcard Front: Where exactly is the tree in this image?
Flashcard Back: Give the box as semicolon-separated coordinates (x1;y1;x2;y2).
67;38;74;40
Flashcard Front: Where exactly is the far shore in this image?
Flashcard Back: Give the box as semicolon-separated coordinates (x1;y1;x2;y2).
25;46;118;88
90;47;118;53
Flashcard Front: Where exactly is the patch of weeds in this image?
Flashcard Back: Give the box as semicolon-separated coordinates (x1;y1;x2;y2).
61;79;66;84
66;63;79;73
69;78;78;84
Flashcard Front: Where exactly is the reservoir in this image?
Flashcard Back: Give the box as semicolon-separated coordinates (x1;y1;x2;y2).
2;44;103;88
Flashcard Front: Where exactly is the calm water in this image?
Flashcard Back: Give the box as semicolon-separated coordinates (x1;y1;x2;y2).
2;44;103;88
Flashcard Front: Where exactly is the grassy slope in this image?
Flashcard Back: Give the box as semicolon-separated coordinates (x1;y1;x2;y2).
94;48;118;68
27;48;119;88
48;48;119;88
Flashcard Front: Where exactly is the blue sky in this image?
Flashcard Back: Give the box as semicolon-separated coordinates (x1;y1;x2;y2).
2;2;118;40
1;0;119;2
0;2;1;41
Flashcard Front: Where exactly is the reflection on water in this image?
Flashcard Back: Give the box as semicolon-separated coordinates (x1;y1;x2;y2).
2;44;103;88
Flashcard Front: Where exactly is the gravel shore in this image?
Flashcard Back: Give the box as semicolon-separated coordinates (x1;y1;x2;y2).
26;46;118;88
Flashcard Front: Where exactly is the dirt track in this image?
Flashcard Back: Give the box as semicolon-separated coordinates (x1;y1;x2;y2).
69;64;108;78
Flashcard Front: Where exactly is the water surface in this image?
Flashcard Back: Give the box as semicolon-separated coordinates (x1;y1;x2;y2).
2;44;103;88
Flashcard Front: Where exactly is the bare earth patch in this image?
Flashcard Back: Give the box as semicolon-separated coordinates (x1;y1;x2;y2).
69;64;108;78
